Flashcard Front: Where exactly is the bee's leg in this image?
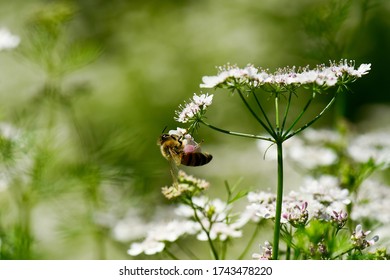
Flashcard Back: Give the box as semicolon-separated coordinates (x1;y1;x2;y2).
169;159;180;189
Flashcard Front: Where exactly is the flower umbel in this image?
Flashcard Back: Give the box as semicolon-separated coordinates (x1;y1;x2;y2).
162;170;210;199
175;93;213;124
282;201;309;228
330;210;348;229
200;60;371;90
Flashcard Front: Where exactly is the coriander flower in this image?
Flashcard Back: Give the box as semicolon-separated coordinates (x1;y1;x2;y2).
282;201;309;228
168;127;188;137
246;191;277;220
252;241;273;260
354;63;371;77
162;170;210;199
248;190;308;223
128;238;165;256
347;131;390;169
200;64;260;88
300;176;351;206
175;196;230;221
0;27;20;50
175;196;240;241
351;179;390;224
175;93;213;123
351;224;379;250
111;208;153;242
127;220;200;256
284;137;338;169
196;222;242;241
200;60;370;90
330;210;348;229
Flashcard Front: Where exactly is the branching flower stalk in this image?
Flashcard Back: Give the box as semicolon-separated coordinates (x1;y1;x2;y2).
175;60;371;259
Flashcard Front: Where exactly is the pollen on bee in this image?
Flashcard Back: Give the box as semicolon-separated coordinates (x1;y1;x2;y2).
183;144;197;154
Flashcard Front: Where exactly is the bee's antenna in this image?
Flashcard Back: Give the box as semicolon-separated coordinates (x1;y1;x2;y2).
161;126;168;134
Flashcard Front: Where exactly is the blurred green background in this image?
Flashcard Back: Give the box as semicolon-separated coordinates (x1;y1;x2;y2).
0;0;389;259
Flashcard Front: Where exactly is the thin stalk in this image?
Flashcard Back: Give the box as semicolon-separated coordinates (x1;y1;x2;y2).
238;223;262;260
282;95;314;138
275;94;280;133
201;120;274;142
221;240;227;260
285;96;337;140
164;248;179;260
190;200;219;260
273;140;284;260
252;91;276;136
331;247;354;260
176;241;200;260
285;225;292;260
18;194;33;259
281;91;293;133
236;89;276;138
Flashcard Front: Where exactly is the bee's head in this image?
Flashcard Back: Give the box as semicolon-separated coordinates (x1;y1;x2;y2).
158;133;170;145
158;133;181;145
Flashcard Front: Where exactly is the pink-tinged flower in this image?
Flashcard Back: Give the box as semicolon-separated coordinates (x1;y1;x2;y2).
252;241;273;260
330;210;348;229
351;224;379;250
282;201;309;228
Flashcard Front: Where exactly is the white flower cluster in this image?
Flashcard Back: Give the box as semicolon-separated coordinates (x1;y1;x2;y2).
175;93;213;123
162;170;210;199
352;179;390;224
348;131;390;169
0;27;20;51
127;196;244;256
127;220;200;256
175;196;242;241
258;128;390;171
240;175;350;226
300;176;351;206
200;60;371;89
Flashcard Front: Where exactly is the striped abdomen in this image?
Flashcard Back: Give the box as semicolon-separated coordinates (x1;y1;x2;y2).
181;152;213;166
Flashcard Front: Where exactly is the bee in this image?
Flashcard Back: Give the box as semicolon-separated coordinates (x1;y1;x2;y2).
158;131;212;186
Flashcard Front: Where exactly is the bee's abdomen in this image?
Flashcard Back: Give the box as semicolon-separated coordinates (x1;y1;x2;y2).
181;152;213;166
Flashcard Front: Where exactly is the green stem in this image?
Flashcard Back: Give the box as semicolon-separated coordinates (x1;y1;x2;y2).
285;225;292;260
18;194;33;259
285;96;337;140
201;120;274;142
273;140;284;260
331;247;354;260
221;240;227;260
252;91;276;136
281;91;293;133
275;94;280;133
237;89;276;138
176;241;200;260
190;200;219;260
282;95;314;138
238;222;261;260
164;248;179;260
